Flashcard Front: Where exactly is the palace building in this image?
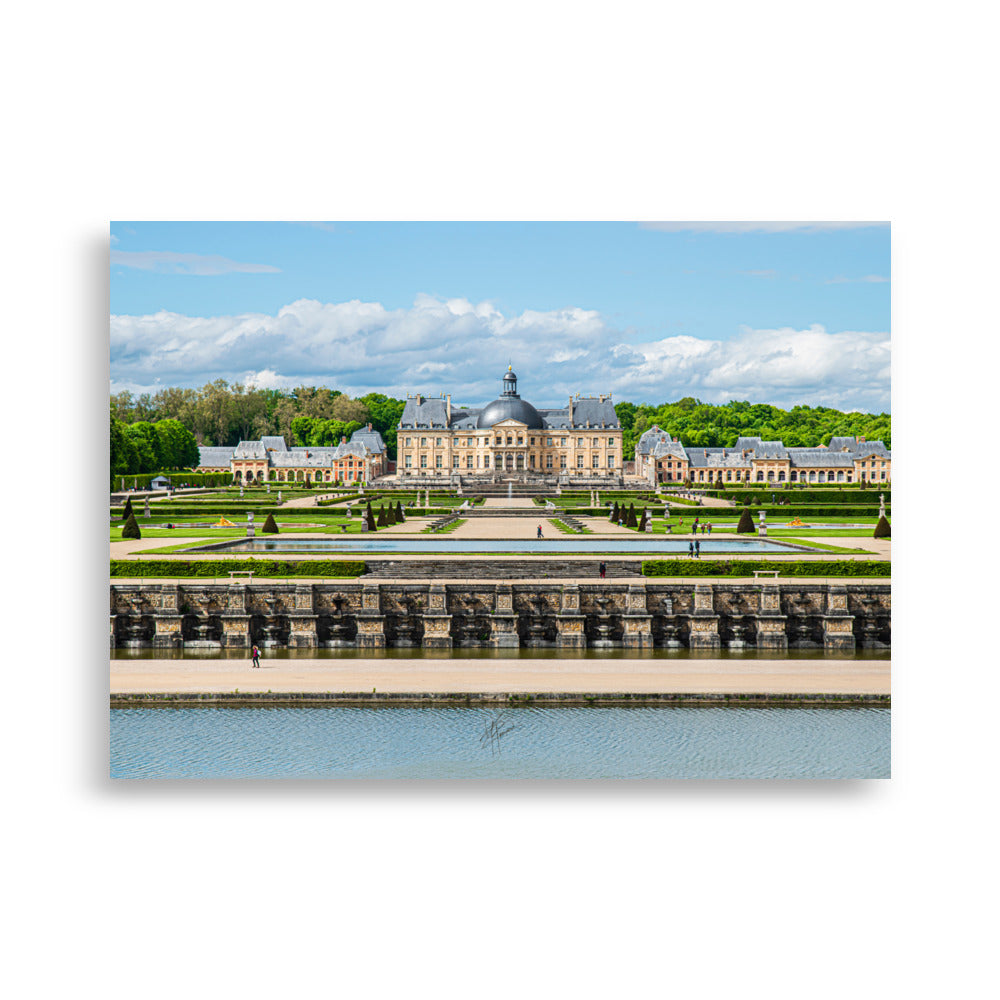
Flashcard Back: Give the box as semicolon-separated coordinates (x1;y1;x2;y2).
196;424;388;484
395;366;623;482
636;426;891;485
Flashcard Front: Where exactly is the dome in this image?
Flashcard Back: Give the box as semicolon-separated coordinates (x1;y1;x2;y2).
477;395;544;429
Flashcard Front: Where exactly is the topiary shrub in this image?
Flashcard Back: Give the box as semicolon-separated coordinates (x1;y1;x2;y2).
610;501;619;522
262;514;278;533
121;497;133;521
637;508;647;531
121;513;141;539
626;503;637;529
376;505;387;527
736;509;755;533
366;502;376;532
396;501;404;522
873;515;891;538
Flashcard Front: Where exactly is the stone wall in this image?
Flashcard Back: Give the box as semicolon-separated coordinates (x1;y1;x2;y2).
111;580;890;651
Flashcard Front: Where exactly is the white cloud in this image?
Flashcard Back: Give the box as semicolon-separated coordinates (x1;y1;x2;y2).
110;296;890;412
641;221;888;234
110;250;281;275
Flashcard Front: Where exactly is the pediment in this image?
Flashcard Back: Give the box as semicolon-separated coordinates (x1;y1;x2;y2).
492;418;528;428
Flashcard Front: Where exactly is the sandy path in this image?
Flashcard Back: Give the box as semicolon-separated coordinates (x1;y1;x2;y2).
111;656;889;695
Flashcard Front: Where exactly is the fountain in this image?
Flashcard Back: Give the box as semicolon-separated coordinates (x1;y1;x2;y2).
590;595;615;646
322;594;355;646
259;597;285;646
391;594;423;646
520;594;553;645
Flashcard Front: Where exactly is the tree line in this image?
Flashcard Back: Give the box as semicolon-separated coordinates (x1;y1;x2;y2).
613;397;891;460
109;382;891;474
110;382;407;473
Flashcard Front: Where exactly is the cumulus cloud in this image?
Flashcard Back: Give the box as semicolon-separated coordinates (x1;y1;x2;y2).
110;296;890;412
641;222;889;234
110;250;281;275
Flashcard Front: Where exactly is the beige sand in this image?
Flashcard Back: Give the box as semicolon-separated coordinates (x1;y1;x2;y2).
110;656;889;695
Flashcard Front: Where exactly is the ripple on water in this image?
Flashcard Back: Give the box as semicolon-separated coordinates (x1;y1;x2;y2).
110;706;890;779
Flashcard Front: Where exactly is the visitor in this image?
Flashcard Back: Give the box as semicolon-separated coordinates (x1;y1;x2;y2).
695;539;701;558
707;522;712;535
251;644;261;668
599;561;606;579
688;541;694;559
537;525;543;539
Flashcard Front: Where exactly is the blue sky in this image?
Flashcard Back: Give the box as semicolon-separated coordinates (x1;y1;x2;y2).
110;221;890;413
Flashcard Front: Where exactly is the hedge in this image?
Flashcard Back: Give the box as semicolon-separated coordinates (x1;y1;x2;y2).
110;559;366;578
705;488;890;504
111;471;234;491
642;559;890;578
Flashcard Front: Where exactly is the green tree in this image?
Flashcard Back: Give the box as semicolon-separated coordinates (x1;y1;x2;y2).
154;418;199;468
736;509;755;533
262;514;279;533
873;515;890;538
124;422;162;473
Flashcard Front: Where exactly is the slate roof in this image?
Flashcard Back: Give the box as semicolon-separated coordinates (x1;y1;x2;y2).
686;448;753;469
855;440;890;457
233;440;267;459
399;393;618;431
399;397;450;429
349;427;386;454
787;448;856;468
197;446;235;467
261;436;288;452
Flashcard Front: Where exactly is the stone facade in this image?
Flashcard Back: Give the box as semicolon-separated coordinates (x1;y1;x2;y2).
395;367;623;481
111;581;891;651
195;426;388;484
636;428;891;486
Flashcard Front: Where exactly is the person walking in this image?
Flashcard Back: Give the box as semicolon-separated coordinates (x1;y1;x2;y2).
251;644;261;668
695;539;700;558
707;522;712;535
599;561;607;579
537;524;543;539
688;541;694;559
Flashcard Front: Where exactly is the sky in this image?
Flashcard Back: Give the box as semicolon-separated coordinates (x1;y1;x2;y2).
110;221;890;413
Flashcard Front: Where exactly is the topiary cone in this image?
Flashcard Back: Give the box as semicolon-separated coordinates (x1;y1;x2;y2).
873;515;891;538
396;501;405;522
736;509;755;533
121;497;133;521
366;501;376;532
626;503;637;528
121;512;141;539
262;514;278;533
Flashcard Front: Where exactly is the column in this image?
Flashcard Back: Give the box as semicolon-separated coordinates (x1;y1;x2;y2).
622;582;653;648
489;583;520;647
356;582;386;648
822;584;856;651
755;580;788;650
422;583;453;648
152;583;184;648
556;584;586;647
688;583;720;650
288;583;318;648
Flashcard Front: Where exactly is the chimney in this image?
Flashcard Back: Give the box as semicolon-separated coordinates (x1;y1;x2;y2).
367;422;372;431
568;395;574;426
341;436;347;445
446;394;451;422
858;436;866;443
